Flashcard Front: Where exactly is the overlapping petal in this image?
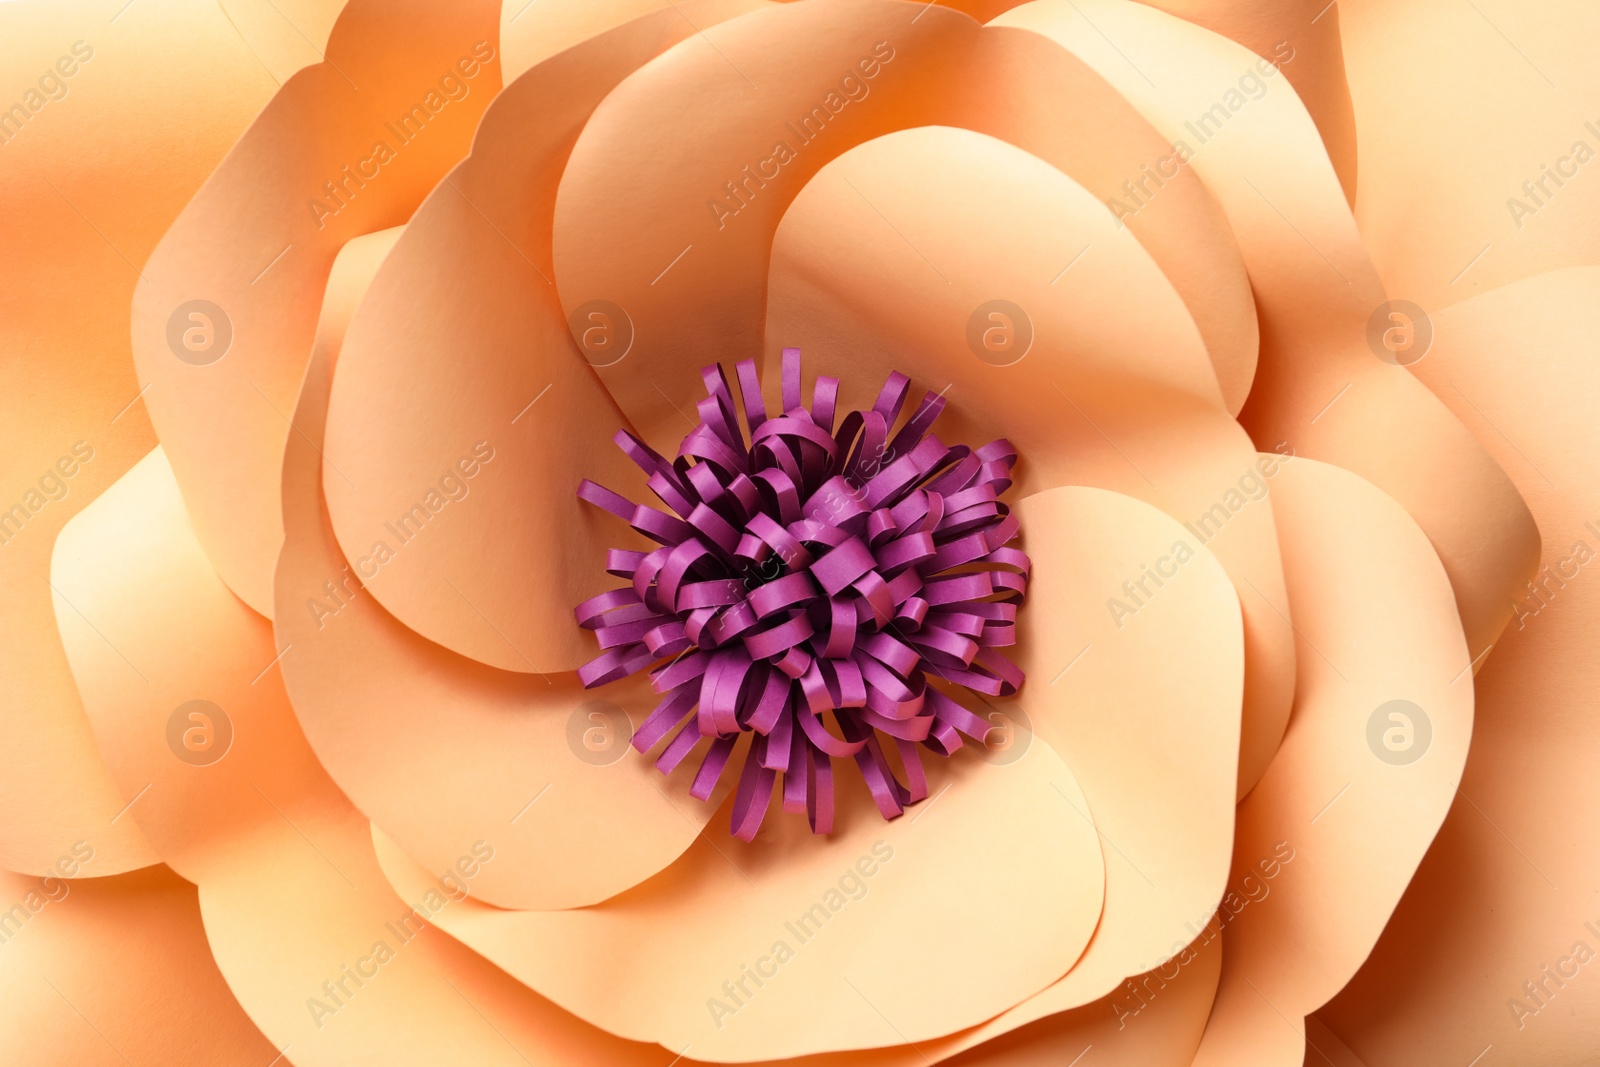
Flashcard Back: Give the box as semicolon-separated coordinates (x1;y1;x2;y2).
374;734;1106;1062
371;476;1248;1063
321;0;765;675
1004;484;1244;1010
764;124;1291;797
215;0;350;83
551;0;1258;451
0;864;276;1065
939;920;1222;1067
50;380;693;1067
0;0;297;876
1190;457;1472;1064
1322;268;1600;1064
1002;0;1539;659
846;480;1247;1059
1342;0;1600;308
4;0;1565;1064
1135;0;1358;199
284;229;719;909
129;0;503;616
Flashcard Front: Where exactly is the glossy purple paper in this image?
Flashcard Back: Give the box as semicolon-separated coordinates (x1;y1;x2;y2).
576;349;1030;838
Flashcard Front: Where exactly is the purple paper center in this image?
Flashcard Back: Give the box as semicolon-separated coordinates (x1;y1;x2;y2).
575;348;1030;839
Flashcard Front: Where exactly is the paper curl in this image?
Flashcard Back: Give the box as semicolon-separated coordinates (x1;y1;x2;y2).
576;349;1030;838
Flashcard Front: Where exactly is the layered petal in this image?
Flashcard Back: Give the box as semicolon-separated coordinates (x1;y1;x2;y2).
1000;0;1539;660
370;480;1249;1062
1004;484;1243;1008
861;481;1246;1059
13;1;1567;1063
1135;0;1358;199
938;920;1222;1067
1189;457;1471;1064
0;864;275;1065
129;0;502;615
764;125;1291;797
286;231;717;909
503;0;682;81
53;437;360;885
1322;269;1600;1065
323;0;765;675
553;0;1259;451
215;0;350;83
50;382;692;1067
374;732;1106;1062
0;0;296;875
1342;0;1600;308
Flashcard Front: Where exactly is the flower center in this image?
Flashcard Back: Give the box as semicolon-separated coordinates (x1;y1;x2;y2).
575;349;1030;839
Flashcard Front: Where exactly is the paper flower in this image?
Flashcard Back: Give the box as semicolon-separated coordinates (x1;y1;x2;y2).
11;0;1591;1064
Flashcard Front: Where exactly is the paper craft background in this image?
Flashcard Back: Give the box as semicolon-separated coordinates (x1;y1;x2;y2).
0;0;1596;1064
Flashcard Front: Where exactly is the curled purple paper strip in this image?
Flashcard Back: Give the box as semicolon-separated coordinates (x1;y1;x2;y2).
575;349;1030;839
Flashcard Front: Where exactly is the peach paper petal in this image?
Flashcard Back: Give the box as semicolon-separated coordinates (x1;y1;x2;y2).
999;0;1540;661
939;920;1222;1066
0;0;295;876
359;474;1243;1063
502;0;688;82
0;864;276;1065
202;808;692;1067
323;0;766;675
903;918;1223;1066
1302;1017;1368;1067
1341;0;1600;310
552;0;1261;449
765;125;1291;797
290;229;718;908
1320;269;1600;1065
129;0;502;616
848;483;1244;1058
946;21;1259;415
1001;485;1243;1009
1188;457;1472;1065
49;418;696;1065
215;0;349;83
1135;0;1358;200
52;444;358;885
613;915;1225;1066
372;732;1106;1062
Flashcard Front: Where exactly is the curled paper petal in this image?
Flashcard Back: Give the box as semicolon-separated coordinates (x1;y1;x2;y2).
203;810;693;1067
130;0;503;616
1191;457;1472;1064
373;733;1106;1062
1000;0;1539;658
323;0;765;676
1134;0;1359;199
0;864;276;1065
1323;268;1600;1065
0;0;299;875
53;447;347;884
1002;484;1243;1009
878;482;1245;1055
764;124;1292;798
49;385;696;1066
284;231;714;909
553;0;1259;450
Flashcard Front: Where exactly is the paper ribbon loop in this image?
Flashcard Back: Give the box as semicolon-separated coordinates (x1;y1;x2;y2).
576;351;1030;838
